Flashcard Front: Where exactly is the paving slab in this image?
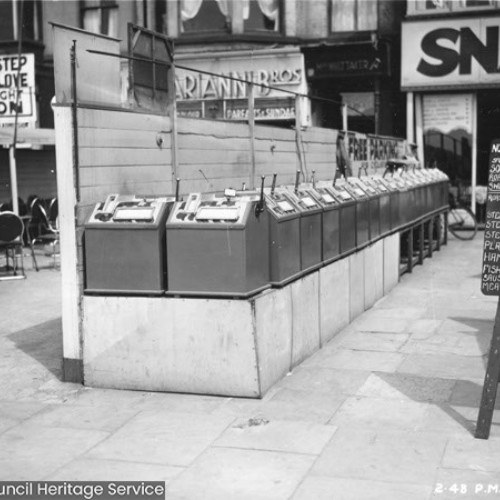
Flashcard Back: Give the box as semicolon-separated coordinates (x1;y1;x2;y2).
337;331;410;352
397;353;487;381
85;410;235;467
310;427;448;485
24;403;141;432
347;315;409;334
269;388;347;417
303;349;406;372
442;435;500;472
0;423;109;480
47;458;184;482
407;319;444;340
292;476;433;500
328;396;429;430
211;394;341;425
450;379;500;409
165;447;316;500
356;372;455;402
272;367;372;395
214;418;337;455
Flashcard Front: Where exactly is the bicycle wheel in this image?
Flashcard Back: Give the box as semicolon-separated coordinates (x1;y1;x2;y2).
448;205;478;240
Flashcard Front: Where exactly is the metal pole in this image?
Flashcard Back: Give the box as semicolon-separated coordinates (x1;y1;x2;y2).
9;147;19;214
248;82;256;190
10;0;24;215
471;94;478;213
71;40;80;202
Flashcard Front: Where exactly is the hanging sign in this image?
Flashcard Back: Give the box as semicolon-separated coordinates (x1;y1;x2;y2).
481;139;500;295
0;53;36;128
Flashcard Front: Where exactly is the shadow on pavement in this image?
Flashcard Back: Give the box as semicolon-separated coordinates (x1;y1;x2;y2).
7;318;63;380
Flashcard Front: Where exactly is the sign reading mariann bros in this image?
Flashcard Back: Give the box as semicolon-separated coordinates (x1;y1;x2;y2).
0;53;36;127
175;48;310;124
482;140;500;295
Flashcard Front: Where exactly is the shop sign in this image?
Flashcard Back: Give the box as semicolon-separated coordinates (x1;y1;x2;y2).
402;16;500;89
175;49;309;124
482;139;500;295
347;132;402;174
0;53;36;128
305;43;389;79
423;94;473;134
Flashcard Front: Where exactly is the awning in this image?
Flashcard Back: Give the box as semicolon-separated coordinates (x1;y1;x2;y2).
0;127;55;147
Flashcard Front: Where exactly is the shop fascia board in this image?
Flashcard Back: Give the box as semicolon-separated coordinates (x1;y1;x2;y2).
0;127;55;148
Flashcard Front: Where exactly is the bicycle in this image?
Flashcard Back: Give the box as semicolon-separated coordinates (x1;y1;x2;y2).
447;191;478;240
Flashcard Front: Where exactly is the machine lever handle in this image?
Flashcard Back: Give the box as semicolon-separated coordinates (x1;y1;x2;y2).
294;170;301;194
271;173;277;196
175;178;180;202
255;175;266;218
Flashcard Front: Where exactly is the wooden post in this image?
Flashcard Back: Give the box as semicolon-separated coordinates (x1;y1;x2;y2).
248;82;256;190
8;146;19;215
295;94;307;181
471;94;478;213
475;299;500;439
342;104;348;132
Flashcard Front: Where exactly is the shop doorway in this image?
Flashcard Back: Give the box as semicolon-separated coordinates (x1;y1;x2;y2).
476;90;500;223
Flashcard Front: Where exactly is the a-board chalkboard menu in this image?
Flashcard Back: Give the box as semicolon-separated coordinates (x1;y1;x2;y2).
482;139;500;295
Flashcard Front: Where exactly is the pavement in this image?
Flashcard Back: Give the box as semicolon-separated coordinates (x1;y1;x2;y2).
1;236;500;499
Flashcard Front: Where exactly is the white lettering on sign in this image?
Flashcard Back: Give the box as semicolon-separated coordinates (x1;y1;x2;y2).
225;106;296;121
175;68;302;101
0;53;36;127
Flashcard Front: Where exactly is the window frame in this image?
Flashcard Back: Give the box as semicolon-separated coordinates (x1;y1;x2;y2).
80;0;119;38
328;0;378;35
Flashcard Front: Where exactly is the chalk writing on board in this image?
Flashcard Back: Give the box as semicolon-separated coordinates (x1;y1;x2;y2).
482;139;500;295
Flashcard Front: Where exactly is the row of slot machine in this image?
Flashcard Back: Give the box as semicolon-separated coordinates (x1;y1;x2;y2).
83;168;449;298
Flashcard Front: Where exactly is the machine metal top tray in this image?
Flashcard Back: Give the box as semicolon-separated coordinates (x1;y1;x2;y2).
167;192;259;229
86;194;173;229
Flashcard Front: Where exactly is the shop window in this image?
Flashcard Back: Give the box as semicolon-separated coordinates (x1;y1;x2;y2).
180;0;229;33
81;0;118;38
19;1;43;41
155;0;167;33
330;0;377;33
0;0;42;41
408;0;500;14
0;1;14;40
243;0;280;32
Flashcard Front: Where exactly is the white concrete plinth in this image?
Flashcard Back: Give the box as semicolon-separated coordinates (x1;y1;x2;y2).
383;233;400;294
364;241;384;309
254;287;292;395
83;232;402;398
349;250;365;320
83;296;261;397
290;273;321;367
319;258;350;346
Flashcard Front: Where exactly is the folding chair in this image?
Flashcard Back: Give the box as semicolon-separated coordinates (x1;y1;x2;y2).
0;211;26;280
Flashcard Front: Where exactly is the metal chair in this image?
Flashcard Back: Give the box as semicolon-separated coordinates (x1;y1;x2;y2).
0;211;25;280
32;200;59;268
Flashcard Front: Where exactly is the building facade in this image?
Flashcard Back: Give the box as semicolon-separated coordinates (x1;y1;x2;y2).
0;0;407;205
402;0;500;218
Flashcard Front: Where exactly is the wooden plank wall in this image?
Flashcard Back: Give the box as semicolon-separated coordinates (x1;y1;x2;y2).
176;118;337;192
77;107;173;221
74;107;172;285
